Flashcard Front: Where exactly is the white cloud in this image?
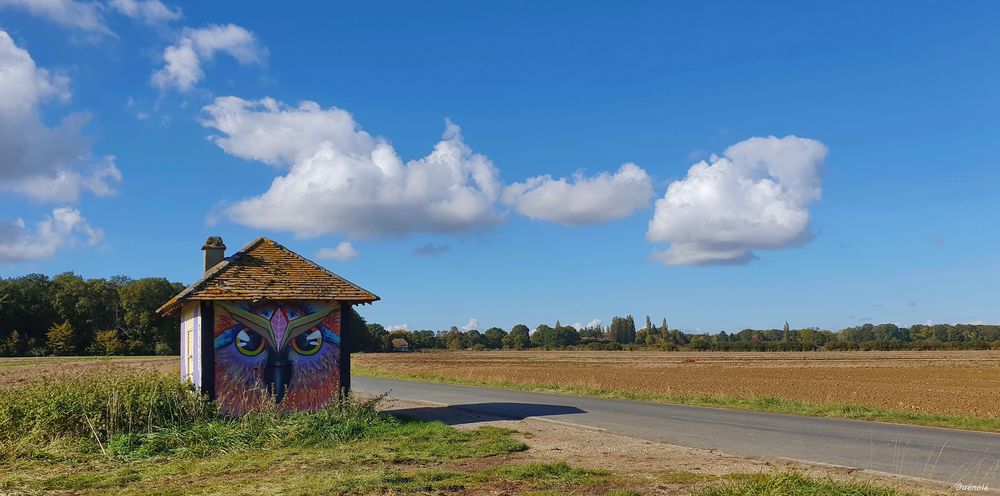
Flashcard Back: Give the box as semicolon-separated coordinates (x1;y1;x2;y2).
315;241;358;262
152;24;265;91
647;135;827;266
386;324;410;332
461;318;479;331
569;319;602;330
0;0;111;36
0;207;101;262
504;163;653;226
108;0;180;24
201;97;503;238
0;31;122;202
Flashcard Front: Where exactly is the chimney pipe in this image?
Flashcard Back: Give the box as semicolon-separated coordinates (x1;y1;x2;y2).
202;236;226;272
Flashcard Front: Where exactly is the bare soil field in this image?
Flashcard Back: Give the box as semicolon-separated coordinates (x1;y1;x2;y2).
0;356;177;390
353;350;1000;418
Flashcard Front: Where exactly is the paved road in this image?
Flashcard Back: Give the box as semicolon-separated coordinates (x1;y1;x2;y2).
354;376;1000;487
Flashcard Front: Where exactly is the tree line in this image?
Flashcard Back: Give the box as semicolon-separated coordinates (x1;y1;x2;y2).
354;315;1000;352
2;273;998;356
0;273;184;356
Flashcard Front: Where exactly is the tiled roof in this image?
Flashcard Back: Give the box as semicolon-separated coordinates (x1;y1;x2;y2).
157;237;379;314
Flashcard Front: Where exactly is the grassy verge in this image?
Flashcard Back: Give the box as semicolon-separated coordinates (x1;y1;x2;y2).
699;471;916;496
353;366;1000;432
0;371;615;495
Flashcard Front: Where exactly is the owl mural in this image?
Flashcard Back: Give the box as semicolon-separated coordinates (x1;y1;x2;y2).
214;301;341;415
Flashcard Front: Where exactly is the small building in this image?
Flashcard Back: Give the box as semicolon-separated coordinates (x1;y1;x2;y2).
390;337;410;352
157;236;379;414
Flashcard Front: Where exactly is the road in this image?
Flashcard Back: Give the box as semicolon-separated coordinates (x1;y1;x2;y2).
354;376;1000;488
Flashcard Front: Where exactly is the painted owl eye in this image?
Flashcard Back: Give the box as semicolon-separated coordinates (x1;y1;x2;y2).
235;329;265;356
291;329;322;355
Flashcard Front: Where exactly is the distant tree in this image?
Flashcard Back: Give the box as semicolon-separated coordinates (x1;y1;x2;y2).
0;330;24;356
46;320;76;355
93;329;127;355
659;318;669;338
461;329;485;349
118;278;184;354
409;330;438;349
483;327;507;349
362;323;389;351
504;324;531;350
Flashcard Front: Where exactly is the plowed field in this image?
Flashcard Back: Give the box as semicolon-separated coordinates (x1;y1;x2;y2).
353;350;1000;418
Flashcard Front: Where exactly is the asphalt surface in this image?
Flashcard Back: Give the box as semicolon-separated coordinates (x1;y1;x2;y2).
354;376;1000;487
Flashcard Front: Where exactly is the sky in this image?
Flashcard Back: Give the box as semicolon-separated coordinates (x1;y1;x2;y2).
0;1;998;333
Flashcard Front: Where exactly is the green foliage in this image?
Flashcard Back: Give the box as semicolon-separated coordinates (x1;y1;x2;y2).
483;327;507;349
92;329;127;355
699;471;911;496
0;370;544;496
46;320;77;355
0;274;183;357
504;324;531;349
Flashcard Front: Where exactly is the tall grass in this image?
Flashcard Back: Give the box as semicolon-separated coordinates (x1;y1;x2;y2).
699;471;913;496
0;371;397;460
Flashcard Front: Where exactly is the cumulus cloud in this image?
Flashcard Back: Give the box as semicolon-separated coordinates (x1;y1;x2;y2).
503;163;653;226
0;31;122;202
152;24;265;91
386;324;410;332
411;243;450;257
315;241;358;262
109;0;181;24
461;318;479;331
0;207;101;262
578;319;602;329
647;135;827;266
201;97;503;238
0;0;111;36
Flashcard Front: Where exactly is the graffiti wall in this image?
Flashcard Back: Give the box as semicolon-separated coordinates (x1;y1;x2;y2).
213;300;341;415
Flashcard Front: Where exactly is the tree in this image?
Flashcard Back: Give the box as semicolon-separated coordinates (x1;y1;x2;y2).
645;315;653;334
0;330;23;356
93;329;127;355
659;318;669;338
608;315;636;344
359;322;389;352
410;330;437;349
504;324;531;350
461;329;485;349
46;320;77;355
119;278;184;354
483;327;507;349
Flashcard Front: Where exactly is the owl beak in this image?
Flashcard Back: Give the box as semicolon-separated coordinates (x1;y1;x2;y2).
264;347;293;404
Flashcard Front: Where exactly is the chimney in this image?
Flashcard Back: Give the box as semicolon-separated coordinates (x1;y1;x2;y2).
202;236;226;272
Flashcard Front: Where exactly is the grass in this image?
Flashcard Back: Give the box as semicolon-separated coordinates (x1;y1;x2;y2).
0;365;927;495
699;471;915;496
0;370;625;494
353;366;1000;432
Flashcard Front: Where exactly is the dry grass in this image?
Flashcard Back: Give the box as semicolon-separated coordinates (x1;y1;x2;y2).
353;350;1000;419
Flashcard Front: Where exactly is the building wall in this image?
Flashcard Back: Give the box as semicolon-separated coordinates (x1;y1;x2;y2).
212;300;342;415
180;300;201;387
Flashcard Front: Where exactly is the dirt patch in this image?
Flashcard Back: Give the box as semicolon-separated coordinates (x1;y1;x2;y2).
355;350;1000;418
381;397;958;495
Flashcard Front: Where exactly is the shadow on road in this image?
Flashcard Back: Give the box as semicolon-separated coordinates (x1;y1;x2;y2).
388;402;586;426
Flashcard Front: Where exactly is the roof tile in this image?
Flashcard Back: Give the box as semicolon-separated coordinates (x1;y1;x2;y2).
157;237;379;314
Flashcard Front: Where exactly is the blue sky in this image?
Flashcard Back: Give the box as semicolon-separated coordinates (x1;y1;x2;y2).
1;1;998;332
